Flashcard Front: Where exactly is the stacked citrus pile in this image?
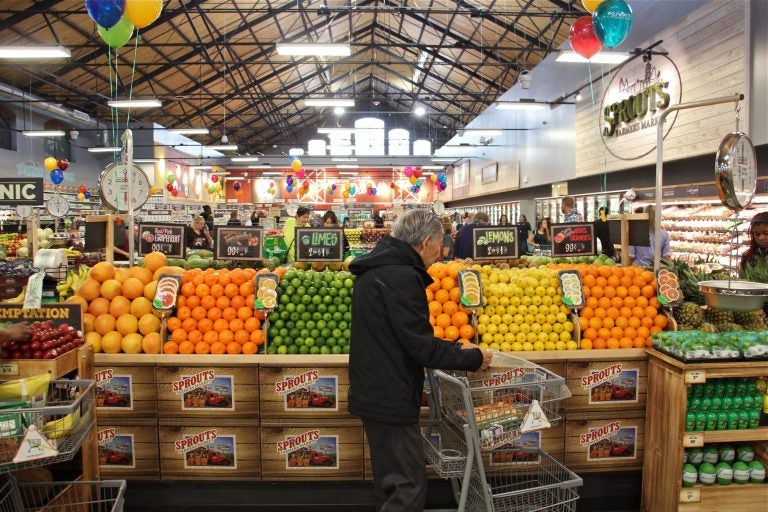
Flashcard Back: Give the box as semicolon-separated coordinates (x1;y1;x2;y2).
549;263;666;349
427;262;475;344
162;267;267;355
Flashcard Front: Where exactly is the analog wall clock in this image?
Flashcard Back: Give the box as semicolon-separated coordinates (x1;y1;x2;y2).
46;194;70;218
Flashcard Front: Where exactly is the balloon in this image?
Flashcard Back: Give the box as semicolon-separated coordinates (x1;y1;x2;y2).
409;175;417;185
390;182;396;188
371;188;377;195
86;0;125;29
349;187;356;195
345;183;351;190
438;173;447;182
592;0;633;49
411;185;417;193
167;183;174;192
85;191;92;199
124;0;163;29
286;176;293;185
50;169;64;185
211;175;219;183
97;16;134;49
215;183;222;192
302;181;309;189
404;167;413;178
79;184;87;193
440;182;447;191
44;157;57;172
331;184;336;190
166;174;175;184
343;191;349;199
77;192;85;201
430;174;438;183
171;187;178;197
57;158;69;171
286;185;293;193
296;169;305;179
414;168;422;178
582;0;605;13
416;180;422;187
570;16;602;59
208;185;216;194
291;160;302;172
233;181;241;191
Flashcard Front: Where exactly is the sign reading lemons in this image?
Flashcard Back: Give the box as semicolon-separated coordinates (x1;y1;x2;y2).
550;223;596;258
296;228;343;262
472;227;518;260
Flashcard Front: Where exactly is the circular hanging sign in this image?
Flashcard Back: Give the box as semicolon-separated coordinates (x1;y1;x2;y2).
715;132;757;211
432;200;445;215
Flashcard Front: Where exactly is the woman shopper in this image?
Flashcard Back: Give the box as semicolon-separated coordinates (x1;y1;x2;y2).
186;215;212;250
517;214;532;256
348;208;491;512
322;211;350;254
528;218;551;252
283;206;310;263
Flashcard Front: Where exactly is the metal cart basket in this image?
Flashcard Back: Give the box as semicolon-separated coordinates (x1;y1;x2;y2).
0;477;125;512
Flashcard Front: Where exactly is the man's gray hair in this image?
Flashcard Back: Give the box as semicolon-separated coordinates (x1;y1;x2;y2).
391;208;443;246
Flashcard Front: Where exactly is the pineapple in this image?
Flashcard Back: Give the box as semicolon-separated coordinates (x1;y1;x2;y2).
699;323;717;333
705;308;733;325
677;324;694;331
733;309;766;329
717;322;742;333
674;302;704;328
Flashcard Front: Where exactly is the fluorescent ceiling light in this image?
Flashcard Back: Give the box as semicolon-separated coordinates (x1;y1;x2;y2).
0;46;70;59
305;98;355;107
276;43;351;56
338;164;359;169
168;128;209;135
334;107;345;116
556;51;629;64
318;127;353;134
262;171;284;176
332;157;358;162
431;158;455;162
108;98;162;108
462;130;502;136
87;146;121;153
496;100;547;111
422;165;446;170
414;106;426;116
203;144;238;151
231;157;260;162
248;165;272;169
134;159;159;163
22;130;65;137
191;166;212;171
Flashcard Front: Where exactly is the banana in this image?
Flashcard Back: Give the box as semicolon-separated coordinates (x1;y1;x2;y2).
2;287;26;304
42;407;81;440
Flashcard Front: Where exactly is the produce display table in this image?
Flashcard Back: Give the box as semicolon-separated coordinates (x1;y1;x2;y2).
93;350;649;481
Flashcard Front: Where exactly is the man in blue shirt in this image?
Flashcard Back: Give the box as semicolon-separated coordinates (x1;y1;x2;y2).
453;211;489;259
561;196;583;223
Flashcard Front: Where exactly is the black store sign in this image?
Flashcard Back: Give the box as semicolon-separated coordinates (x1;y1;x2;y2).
472;227;518;260
0;178;44;206
295;228;344;262
138;223;186;258
550;223;596;257
215;227;263;261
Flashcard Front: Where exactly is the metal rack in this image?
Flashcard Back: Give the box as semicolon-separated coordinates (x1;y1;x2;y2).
424;354;581;511
0;477;125;512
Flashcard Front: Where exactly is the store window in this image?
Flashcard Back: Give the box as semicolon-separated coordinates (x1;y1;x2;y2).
388;128;409;156
354;117;384;156
413;139;431;156
0;106;15;151
43;119;72;161
307;139;326;156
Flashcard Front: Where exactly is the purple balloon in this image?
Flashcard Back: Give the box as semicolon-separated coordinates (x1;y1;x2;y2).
85;0;126;29
286;176;293;185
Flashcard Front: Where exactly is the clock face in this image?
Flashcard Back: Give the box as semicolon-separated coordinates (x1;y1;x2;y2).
46;194;70;218
99;163;150;213
716;132;757;211
432;200;445;216
15;205;32;219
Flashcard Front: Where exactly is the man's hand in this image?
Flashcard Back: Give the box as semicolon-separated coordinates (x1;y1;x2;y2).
461;343;492;370
3;322;30;342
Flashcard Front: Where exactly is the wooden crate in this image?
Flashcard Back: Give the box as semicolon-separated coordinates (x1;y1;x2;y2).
94;364;157;418
565;415;645;471
565;360;648;412
259;366;351;419
158;419;261;480
483;423;565;470
156;365;259;419
260;420;363;480
96;418;159;480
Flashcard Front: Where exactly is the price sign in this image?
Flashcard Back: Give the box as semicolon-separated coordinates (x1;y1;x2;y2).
138;223;185;258
550;223;596;257
215;227;263;261
684;371;706;384
682;434;704;448
678;489;700;503
295;228;344;262
152;274;181;312
472;227;518;260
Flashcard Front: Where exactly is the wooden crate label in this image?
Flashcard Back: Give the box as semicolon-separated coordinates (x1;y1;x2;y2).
565;418;644;469
157;367;258;418
97;423;159;478
174;428;237;469
684;370;706;384
95;369;133;410
581;364;640;405
274;371;338;412
260;367;348;418
679;489;701;503
566;361;647;411
682;434;703;448
98;427;136;469
172;371;235;411
277;430;339;470
580;420;637;461
0;363;18;377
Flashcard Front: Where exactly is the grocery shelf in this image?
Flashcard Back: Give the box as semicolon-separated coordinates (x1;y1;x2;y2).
647;349;768;379
677;483;768;512
682;427;768;445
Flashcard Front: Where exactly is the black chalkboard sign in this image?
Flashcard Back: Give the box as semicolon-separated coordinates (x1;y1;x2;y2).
215;227;262;261
628;219;650;246
295;228;344;262
84;222;107;252
138;223;185;258
550;223;596;257
471;227;518;260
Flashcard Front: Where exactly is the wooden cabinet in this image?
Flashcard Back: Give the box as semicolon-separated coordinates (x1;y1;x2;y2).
642;350;768;512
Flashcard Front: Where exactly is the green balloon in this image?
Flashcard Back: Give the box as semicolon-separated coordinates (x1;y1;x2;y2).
166;174;175;184
98;16;134;49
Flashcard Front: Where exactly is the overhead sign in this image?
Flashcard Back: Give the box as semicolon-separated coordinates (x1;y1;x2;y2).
600;55;682;160
215;227;262;261
551;223;596;258
138;223;185;258
0;178;44;205
295;228;343;262
472;227;518;260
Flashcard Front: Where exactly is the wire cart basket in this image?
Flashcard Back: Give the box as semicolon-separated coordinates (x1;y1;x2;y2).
0;380;95;474
0;476;125;512
424;353;582;512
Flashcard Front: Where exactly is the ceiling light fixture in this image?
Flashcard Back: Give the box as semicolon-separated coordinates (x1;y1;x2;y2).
338;164;359;169
108;98;162;109
575;92;583;102
87;146;121;153
261;171;284;176
231;157;260;162
304;98;355;107
248;164;272;169
317;127;353;134
556;51;630;64
422;165;446;170
496;100;547;111
168;128;210;135
22;130;65;137
0;46;70;59
334;107;345;116
134;159;159;163
276;43;351;56
191;166;212;171
203;144;238;151
431;158;455;162
414;106;426;116
332;157;358;162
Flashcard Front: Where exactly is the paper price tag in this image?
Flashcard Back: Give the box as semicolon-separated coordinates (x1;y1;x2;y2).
684;371;706;384
0;363;18;377
678;489;700;503
683;434;703;448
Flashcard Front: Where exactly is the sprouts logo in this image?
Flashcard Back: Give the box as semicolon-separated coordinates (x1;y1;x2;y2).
277;430;320;455
94;369;114;386
579;421;621;446
274;370;320;396
599;55;682;160
174;429;217;454
581;364;623;389
172;370;216;395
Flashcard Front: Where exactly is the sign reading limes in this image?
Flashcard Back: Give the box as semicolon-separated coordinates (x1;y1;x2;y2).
557;270;585;309
254;273;279;310
458;269;483;309
295;228;343;262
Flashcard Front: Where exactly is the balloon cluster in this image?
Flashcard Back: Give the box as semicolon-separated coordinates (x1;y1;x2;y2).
207;175;223;199
298;180;310;197
285;175;294;193
404;166;424;193
44;157;68;186
434;172;448;192
77;184;92;201
342;183;357;200
267;182;276;196
366;182;378;196
327;183;337;195
87;0;164;49
165;174;179;197
570;0;633;59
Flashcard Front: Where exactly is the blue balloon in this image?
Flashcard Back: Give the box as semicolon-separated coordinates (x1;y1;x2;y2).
438;173;446;182
288;156;297;163
371;187;377;195
411;185;417;193
85;0;126;29
85;191;91;199
592;0;633;49
286;185;293;193
50;169;64;185
415;180;422;187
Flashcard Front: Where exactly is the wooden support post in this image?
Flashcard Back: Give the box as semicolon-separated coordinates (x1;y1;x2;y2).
85;214;116;263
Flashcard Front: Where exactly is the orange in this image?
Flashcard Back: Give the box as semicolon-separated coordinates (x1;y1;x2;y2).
623;326;637;340
226;342;242;355
452;311;469;327
620;276;633;288
641;285;655;298
640;316;654;329
632;276;646;287
204;273;218;287
186;296;201;309
606;307;620;319
237;306;252;321
588;317;602;330
444;326;459;341
648;297;659;309
218;273;232;286
94;314;117;336
607;275;621;288
239;281;254;297
435;314;452;329
425;289;434;302
167;317;182;332
129;266;154;286
650;325;662;334
593;338;607;350
181;318;197;332
458;324;474;340
623;296;636;309
602;317;615;329
216;296;231;310
641;270;655;284
207;307;222;321
610;297;624;309
242;341;259;354
442;301;459;317
578;316;589;331
619;337;634;349
610;327;624;340
171;328;188;343
192;307;207;321
428;302;442;317
177;296;187;309
603;286;616;299
195;284;211;297
176;307;192;320
627;286;641;298
90;261;116;283
596;276;608;288
594;308;607;320
231;270;248;287
213;319;229;332
615;317;629;330
631;306;644;318
89;297;110;317
586;296;598;309
580;339;593;350
195;341;210;355
198;318;214;333
597;297;611;310
583;327;598;340
191;275;204;287
219;330;234;344
628;316;641;329
449;287;461;304
230;296;246;309
144;252;167;273
163;341;179;354
581;307;594;319
203;330;219;344
644;306;658;318
590;286;604;299
635;296;649;308
597;327;611;340
441;277;456;291
606;338;620;349
427;277;441;293
433;325;445;338
109;296;131;318
654;315;668;328
199;295;215;310
615;286;628;299
434;289;450;304
249;330;265;345
583;275;596;288
222;308;237;322
224;284;239;298
229;318;244;333
244;317;261;332
122;277;145;300
210;341;227;355
234;330;250;344
187;330;203;344
634;337;647;348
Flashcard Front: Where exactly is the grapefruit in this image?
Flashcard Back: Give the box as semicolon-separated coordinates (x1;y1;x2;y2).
121;333;143;354
143;252;167;273
130;297;153;318
100;279;122;300
101;331;123;354
141;333;161;354
113;268;130;284
129;266;154;285
84;332;102;353
116;314;139;336
108;296;131;318
93;314;116;336
65;295;88;307
88;297;110;317
138;313;161;335
144;280;158;301
90;261;115;283
76;279;101;302
83;313;95;334
121;277;145;300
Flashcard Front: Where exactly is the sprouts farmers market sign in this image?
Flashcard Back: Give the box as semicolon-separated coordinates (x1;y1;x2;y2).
600;55;682;160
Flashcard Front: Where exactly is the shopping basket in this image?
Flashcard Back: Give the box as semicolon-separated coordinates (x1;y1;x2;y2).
0;477;125;512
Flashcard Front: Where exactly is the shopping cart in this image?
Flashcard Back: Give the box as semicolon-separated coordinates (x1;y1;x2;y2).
424;353;582;512
0;476;125;512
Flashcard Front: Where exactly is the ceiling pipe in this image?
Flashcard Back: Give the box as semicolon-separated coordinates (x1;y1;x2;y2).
0;82;98;128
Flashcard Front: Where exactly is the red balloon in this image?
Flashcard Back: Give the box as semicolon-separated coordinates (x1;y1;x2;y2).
302;180;309;189
57;158;69;171
171;187;178;197
570;16;602;59
413;168;422;178
211;175;219;183
166;183;173;192
79;184;87;193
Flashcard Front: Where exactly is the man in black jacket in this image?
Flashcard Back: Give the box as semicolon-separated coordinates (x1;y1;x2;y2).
349;208;491;512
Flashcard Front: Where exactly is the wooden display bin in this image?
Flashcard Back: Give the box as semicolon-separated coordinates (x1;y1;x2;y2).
259;365;351;419
564;413;645;472
96;418;159;480
565;359;648;412
483;423;565;471
260;420;363;480
158;419;261;480
156;365;259;419
94;364;157;418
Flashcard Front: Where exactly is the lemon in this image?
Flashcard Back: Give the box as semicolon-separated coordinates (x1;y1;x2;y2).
541;296;553;306
513;314;525;325
504;332;516;343
512;342;523;351
531;295;542;306
478;314;490;325
555;340;566;350
508;324;520;335
495;305;507;316
515;332;527;343
549;332;560;343
555;312;568;323
500;341;512;352
476;324;487;336
533;341;545;351
535;314;547;325
486;324;498;335
497;323;509;335
526;332;538;344
530;323;542;334
479;341;490;350
537;332;549;343
502;314;514;325
518;305;528;315
544;341;556;351
560;331;572;342
519;323;531;334
566;340;578;350
509;296;521;307
489;342;501;351
563;321;574;333
521;296;532;306
553;323;564;333
493;333;505;344
522;342;534;351
541;323;553;333
482;333;494;344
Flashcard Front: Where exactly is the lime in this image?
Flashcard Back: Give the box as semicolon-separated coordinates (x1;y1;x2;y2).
332;345;342;354
299;345;310;354
300;329;310;339
296;320;306;330
320;346;331;355
272;336;284;346
312;312;322;321
304;337;315;347
306;304;317;313
277;345;288;354
295;304;306;314
310;346;320;354
279;327;289;337
308;287;318;296
291;278;301;288
332;312;342;321
322;313;332;322
287;345;299;354
267;345;278;354
273;319;285;329
310;328;320;338
342;345;350;354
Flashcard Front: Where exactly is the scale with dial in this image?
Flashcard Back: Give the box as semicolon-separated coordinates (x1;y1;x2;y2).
46;194;70;218
98;162;150;213
15;205;33;219
432;200;445;216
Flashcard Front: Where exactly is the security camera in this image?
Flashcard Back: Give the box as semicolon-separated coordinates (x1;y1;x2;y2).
69;130;79;140
519;70;532;90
